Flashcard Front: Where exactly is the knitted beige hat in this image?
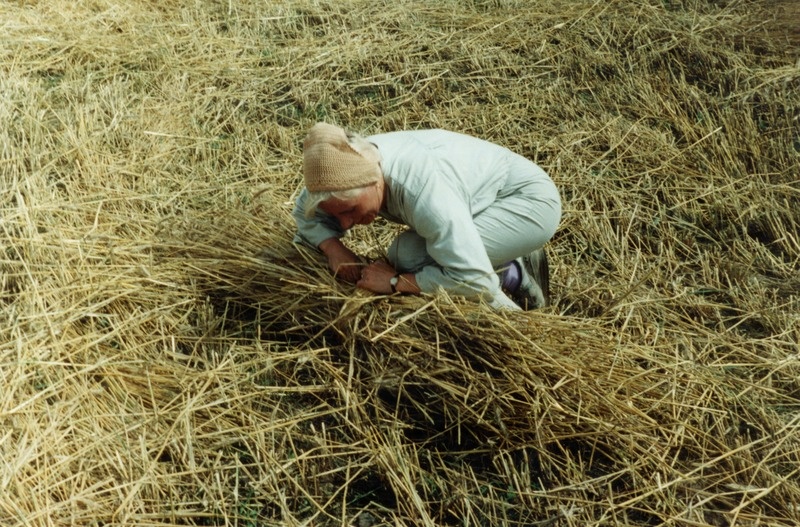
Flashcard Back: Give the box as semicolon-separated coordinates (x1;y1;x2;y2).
302;122;381;192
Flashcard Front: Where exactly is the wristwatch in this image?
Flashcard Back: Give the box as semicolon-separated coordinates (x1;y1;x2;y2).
389;273;401;293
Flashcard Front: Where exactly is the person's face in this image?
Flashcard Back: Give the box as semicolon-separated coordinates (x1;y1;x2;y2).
319;185;382;230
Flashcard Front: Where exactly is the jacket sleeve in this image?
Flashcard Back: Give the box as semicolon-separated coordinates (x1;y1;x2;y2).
291;188;345;248
404;180;506;303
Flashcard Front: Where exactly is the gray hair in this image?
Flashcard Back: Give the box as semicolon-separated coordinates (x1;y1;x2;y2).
304;185;372;219
304;131;382;219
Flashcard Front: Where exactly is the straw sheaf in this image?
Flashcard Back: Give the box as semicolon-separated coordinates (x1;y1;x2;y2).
1;0;798;526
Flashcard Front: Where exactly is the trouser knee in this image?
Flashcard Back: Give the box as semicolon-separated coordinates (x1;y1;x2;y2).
387;231;434;273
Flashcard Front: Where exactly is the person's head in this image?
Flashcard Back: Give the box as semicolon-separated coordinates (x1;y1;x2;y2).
302;122;384;227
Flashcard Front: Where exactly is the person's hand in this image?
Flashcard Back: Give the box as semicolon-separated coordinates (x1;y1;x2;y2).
357;260;397;294
319;238;363;283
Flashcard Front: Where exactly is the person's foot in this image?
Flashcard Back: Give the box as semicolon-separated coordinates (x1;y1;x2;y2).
510;248;550;310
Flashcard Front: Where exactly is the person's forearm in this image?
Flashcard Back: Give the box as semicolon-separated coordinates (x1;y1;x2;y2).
318;237;345;256
395;272;421;295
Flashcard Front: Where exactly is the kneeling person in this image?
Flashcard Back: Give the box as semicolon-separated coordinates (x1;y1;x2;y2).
292;122;561;310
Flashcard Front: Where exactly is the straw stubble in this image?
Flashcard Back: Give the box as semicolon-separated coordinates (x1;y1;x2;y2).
1;0;798;525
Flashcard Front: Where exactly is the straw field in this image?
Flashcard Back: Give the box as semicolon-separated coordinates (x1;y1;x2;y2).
1;0;798;525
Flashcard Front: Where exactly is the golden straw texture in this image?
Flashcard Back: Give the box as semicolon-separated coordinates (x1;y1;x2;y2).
1;0;798;525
